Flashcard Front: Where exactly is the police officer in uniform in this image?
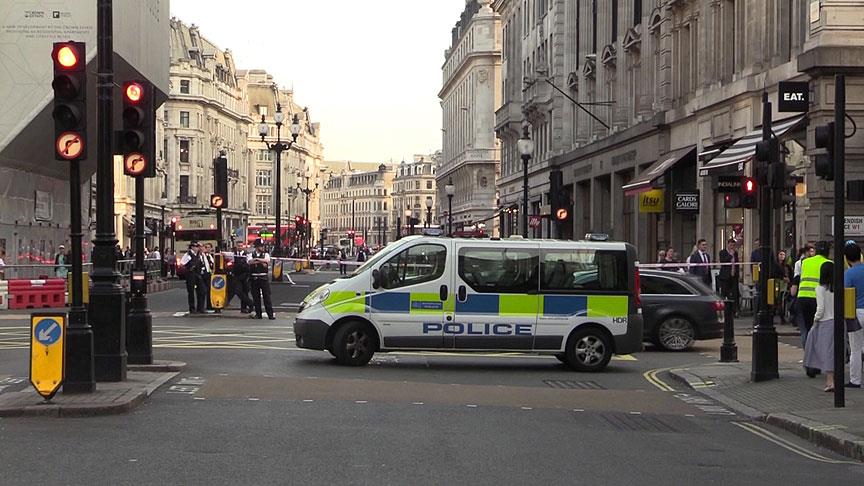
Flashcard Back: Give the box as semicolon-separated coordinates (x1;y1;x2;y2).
248;238;275;320
180;241;206;314
798;240;831;377
227;243;254;315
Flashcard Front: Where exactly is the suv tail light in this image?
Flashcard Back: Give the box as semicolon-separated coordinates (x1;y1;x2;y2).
634;266;641;309
712;300;725;322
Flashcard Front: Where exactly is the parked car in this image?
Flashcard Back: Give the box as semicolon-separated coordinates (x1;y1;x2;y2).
640;270;724;351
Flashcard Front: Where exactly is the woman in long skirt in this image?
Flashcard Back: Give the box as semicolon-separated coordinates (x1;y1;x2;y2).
804;261;836;392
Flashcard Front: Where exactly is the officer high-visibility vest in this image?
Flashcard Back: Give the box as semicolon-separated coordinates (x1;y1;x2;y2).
798;254;829;299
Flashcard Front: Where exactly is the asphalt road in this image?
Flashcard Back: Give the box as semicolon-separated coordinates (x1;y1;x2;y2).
0;271;861;484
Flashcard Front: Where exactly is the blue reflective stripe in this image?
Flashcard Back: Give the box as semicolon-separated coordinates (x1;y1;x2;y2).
455;294;499;314
368;292;410;313
543;295;588;316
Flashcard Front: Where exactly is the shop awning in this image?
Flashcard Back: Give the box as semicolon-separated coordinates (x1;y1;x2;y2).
622;146;696;196
698;115;806;176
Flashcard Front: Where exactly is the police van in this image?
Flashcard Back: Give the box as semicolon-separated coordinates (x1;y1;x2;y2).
294;235;643;371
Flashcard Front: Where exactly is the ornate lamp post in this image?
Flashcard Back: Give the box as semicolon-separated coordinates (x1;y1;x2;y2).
258;104;300;257
297;171;319;259
404;208;413;236
425;196;433;229
517;125;535;238
444;179;455;237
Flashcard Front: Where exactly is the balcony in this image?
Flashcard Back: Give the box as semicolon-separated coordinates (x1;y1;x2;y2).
178;195;197;205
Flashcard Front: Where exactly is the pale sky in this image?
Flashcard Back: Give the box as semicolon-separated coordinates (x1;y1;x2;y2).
170;0;468;163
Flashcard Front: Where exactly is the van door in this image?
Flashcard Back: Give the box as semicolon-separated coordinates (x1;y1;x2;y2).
453;244;539;350
368;242;451;349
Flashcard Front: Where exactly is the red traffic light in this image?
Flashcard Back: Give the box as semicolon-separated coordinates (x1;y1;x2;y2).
171;216;178;224
125;82;144;104
54;44;80;69
743;177;756;194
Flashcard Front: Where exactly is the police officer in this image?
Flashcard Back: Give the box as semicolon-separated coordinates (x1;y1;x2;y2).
180;241;206;314
227;243;254;315
248;238;275;320
798;240;831;377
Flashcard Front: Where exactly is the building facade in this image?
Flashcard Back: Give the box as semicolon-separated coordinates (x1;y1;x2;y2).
494;0;864;264
439;0;502;236
239;69;325;251
392;154;439;239
321;164;394;250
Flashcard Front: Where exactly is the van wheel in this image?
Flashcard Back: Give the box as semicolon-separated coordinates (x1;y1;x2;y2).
332;321;376;366
565;328;612;372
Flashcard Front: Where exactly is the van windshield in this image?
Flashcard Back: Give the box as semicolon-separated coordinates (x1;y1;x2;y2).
350;245;395;277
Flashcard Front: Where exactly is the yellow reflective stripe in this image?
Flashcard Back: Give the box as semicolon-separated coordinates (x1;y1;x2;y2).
324;290;365;314
499;294;540;316
587;295;628;318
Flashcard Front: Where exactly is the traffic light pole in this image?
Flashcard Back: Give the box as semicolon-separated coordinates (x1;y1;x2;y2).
832;75;846;408
751;91;779;382
216;207;224;251
63;158;95;392
127;176;152;365
91;0;127;382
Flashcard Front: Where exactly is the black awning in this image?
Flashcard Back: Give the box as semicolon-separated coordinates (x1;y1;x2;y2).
622;146;696;196
699;115;806;176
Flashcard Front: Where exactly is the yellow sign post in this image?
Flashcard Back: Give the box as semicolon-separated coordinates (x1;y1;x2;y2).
30;313;66;400
67;271;89;304
210;274;227;309
272;259;284;281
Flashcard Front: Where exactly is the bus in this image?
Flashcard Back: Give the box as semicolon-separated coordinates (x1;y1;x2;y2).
246;224;295;247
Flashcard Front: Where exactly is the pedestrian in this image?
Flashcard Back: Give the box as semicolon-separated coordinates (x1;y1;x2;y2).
164;249;176;277
227;243;254;315
357;247;367;263
201;243;216;312
248;238;275;320
717;238;740;317
750;238;762;264
656;249;667;264
662;247;682;272
148;246;161;261
0;249;6;279
798;240;831;377
804;260;837;392
180;242;206;314
794;244;815;277
845;241;864;388
687;239;712;288
54;245;69;279
339;248;347;275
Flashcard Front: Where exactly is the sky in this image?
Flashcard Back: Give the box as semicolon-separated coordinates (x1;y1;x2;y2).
170;0;468;163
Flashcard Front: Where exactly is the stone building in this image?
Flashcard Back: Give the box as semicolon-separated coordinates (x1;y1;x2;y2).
439;0;502;236
321;164;394;250
494;0;864;263
392;154;439;239
238;69;324;251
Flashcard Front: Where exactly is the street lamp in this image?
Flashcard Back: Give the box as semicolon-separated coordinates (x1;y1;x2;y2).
425;196;433;229
258;104;300;257
517;125;535;238
159;196;167;277
404;208;413;236
297;171;319;260
445;178;455;237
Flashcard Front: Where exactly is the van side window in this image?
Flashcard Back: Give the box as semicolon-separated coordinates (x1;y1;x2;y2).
379;244;446;289
458;248;538;293
540;249;628;292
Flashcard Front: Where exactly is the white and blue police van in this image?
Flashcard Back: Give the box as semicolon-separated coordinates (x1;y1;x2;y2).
293;234;643;371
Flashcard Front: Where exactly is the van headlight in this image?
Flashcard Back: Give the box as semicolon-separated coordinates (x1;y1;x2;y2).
300;288;330;312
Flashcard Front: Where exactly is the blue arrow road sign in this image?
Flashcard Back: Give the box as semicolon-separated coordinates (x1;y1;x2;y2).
212;276;226;290
34;319;61;346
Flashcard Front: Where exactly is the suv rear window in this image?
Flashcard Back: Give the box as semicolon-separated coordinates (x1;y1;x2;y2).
640;275;693;295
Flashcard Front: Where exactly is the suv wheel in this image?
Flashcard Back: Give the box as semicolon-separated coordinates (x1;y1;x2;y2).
332;321;376;366
565;328;612;372
655;317;695;351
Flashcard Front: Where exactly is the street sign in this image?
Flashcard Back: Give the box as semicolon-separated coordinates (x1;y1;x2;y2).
831;216;864;237
528;216;542;228
124;153;147;176
778;81;809;112
638;189;665;213
210;274;226;309
55;131;84;160
674;191;700;212
30;313;66;400
716;176;743;193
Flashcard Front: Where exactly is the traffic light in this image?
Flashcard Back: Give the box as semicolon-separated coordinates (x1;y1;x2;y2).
549;169;569;221
170;216;178;234
52;41;87;161
742;177;757;209
814;122;835;180
210;194;225;209
213;155;228;207
724;193;742;209
120;80;155;177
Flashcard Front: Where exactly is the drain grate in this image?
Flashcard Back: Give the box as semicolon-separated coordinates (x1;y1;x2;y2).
598;413;693;433
543;379;606;390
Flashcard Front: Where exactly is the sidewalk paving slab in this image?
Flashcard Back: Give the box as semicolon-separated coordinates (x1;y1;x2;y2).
0;370;180;418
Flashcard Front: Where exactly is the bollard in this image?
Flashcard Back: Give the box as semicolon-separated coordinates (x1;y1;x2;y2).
720;299;738;362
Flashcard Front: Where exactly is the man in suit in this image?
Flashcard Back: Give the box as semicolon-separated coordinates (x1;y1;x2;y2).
717;238;741;315
688;239;713;288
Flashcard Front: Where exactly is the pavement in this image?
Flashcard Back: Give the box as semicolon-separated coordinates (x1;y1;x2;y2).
670;323;864;462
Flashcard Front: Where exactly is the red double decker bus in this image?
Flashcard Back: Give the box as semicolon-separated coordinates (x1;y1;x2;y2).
246;224;296;247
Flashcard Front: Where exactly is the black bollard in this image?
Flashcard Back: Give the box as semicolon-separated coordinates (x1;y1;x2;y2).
720;299;738;362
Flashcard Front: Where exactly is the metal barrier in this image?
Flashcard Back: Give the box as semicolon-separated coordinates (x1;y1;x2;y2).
1;260;161;283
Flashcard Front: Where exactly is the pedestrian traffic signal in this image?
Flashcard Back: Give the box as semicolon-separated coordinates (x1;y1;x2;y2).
213;155;228;206
120;80;155;177
742;177;757;209
52;41;87;161
724;193;742;209
815;122;835;180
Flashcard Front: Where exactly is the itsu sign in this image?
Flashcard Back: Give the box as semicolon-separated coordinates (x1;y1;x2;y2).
778;81;809;113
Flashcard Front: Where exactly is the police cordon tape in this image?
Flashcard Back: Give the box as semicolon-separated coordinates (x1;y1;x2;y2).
638;261;761;270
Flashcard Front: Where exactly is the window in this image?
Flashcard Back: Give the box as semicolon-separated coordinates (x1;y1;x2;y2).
256;150;273;162
179;175;189;200
255;195;272;216
378;244;446;289
179;140;190;163
415;181;421;190
179;111;190;128
640;275;693;295
611;0;618;42
256;169;272;187
180;80;190;94
540;249;628;292
426;180;433;190
458;248;538;293
634;0;642;26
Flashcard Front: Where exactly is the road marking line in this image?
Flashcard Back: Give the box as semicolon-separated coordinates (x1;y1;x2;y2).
629;411;642;415
412;402;424;405
521;406;533;410
643;368;676;392
467;404;478;408
355;400;368;404
573;409;584;412
302;399;314;403
248;398;260;401
733;422;861;465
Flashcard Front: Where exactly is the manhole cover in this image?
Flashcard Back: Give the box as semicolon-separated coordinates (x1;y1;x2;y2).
543;379;605;390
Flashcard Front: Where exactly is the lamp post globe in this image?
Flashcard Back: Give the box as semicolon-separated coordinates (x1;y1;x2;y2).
517;125;534;238
425;196;433;228
404;208;413;236
444;178;455;237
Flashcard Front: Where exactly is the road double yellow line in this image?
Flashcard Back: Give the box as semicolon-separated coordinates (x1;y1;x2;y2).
733;422;860;465
643;367;676;392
